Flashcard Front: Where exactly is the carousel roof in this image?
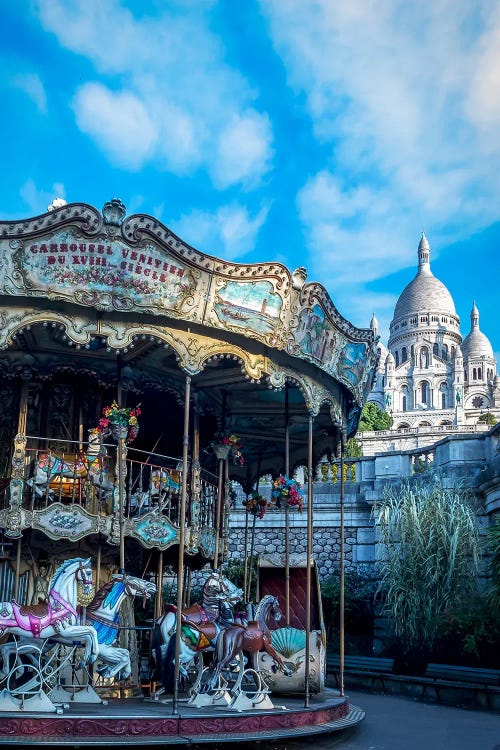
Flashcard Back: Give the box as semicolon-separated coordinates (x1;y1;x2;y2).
0;199;377;480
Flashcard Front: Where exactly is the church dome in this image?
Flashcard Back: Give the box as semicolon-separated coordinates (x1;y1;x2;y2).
392;233;456;321
461;302;494;359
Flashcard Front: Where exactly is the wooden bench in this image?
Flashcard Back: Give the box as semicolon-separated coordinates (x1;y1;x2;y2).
326;654;395;692
421;663;500;709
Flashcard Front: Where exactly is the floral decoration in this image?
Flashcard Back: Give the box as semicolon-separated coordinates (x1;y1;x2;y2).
97;401;141;442
211;431;244;465
271;475;304;512
243;490;270;519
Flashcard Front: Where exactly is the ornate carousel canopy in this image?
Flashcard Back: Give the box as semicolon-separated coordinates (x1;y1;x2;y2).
0;199;377;483
0;199;377;450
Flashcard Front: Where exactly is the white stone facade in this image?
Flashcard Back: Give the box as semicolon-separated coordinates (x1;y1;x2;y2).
368;234;500;432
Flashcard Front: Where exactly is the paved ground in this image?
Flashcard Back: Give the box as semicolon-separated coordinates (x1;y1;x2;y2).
272;689;500;750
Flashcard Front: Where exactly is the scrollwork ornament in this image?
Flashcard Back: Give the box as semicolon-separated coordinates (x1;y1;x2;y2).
4;507;24;537
11;434;27;478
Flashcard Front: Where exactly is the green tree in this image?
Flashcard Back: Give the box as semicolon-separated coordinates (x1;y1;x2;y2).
478;412;497;426
373;477;480;652
358;402;393;431
344;437;363;457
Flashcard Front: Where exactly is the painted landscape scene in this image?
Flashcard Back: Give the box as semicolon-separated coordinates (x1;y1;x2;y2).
214;280;282;335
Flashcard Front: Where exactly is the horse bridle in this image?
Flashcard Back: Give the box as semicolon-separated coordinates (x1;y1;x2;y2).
76;561;94;591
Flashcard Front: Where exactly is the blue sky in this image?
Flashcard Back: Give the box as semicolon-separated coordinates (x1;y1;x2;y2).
2;1;499;362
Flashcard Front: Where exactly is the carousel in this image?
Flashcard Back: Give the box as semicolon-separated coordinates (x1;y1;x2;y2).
0;199;377;745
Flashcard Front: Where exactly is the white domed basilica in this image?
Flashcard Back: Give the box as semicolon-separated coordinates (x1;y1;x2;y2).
369;233;500;429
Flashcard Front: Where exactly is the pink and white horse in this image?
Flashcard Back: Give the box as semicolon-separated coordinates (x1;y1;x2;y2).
0;557;98;665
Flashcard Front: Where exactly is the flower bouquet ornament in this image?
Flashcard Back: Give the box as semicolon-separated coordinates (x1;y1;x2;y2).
97;401;141;443
243;490;270;520
271;475;304;512
211;431;244;465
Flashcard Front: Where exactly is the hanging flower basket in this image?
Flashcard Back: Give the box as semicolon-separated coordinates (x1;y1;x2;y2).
243;490;270;519
210;432;244;465
271;475;304;512
97;401;141;443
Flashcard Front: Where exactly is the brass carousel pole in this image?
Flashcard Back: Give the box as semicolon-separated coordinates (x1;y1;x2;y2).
172;374;191;715
213;455;225;570
339;430;346;698
304;414;314;708
13;382;29;599
116;358;126;574
156;552;164;619
117;436;126;573
284;384;290;627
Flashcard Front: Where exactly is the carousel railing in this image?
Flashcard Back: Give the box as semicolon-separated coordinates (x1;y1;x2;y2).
2;434;218;530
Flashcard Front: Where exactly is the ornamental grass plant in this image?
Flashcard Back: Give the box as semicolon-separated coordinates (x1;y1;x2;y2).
372;476;480;667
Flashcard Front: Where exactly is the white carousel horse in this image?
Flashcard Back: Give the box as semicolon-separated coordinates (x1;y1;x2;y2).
0;573;157;683
0;557;98;665
85;573;156;680
27;429;115;499
152;571;243;694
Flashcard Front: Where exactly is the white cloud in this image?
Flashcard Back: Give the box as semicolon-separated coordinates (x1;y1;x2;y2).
297;171;412;287
73;83;157;170
37;0;274;188
20;179;66;215
213;111;274;190
12;73;47;113
173;202;270;260
261;0;500;276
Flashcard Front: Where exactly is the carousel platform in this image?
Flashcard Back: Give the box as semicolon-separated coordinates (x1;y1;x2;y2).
0;688;363;746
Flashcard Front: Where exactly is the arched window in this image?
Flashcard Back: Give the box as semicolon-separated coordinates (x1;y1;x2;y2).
400;384;409;412
478;367;482;379
401;347;408;363
473;368;477;380
395;351;399;367
411;345;414;358
421;381;429;405
442;344;448;361
433;343;439;357
451;346;455;358
439;382;447;409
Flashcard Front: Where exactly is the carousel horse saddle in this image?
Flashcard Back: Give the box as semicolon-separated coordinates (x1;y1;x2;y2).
180;620;218;650
6;600;54;637
165;602;217;626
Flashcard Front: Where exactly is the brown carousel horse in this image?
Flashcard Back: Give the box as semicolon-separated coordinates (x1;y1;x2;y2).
201;594;292;693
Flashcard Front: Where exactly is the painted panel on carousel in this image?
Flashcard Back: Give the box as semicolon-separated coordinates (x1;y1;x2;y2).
33;503;99;540
1;229;205;319
209;279;283;340
291;299;373;399
133;513;178;549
